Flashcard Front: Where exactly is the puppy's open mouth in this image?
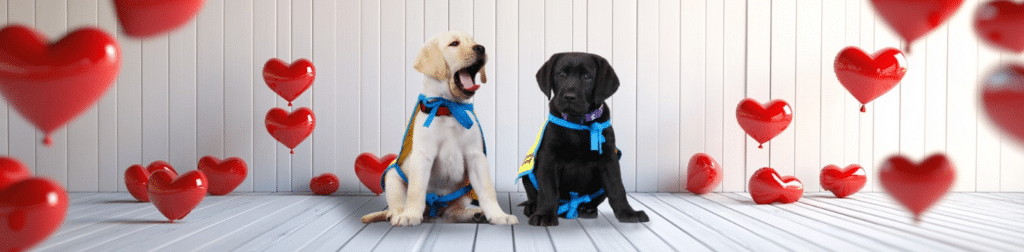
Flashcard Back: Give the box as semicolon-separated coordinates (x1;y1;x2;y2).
454;60;485;93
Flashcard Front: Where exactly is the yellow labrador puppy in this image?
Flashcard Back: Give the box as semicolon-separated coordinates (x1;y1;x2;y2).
362;31;517;226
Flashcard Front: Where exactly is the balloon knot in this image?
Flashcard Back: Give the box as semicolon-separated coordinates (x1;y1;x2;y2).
758;144;763;149
288;101;293;107
860;105;866;113
43;135;53;147
290;149;295;154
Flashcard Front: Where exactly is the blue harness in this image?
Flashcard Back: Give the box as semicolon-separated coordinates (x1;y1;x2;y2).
516;112;620;219
382;94;485;218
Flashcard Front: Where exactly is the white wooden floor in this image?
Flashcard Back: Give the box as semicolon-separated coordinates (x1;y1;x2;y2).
30;192;1024;252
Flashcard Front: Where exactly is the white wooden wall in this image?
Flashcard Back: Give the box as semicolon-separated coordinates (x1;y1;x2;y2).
1;0;1020;193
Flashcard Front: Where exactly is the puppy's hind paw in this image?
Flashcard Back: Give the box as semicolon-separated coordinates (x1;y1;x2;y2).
528;213;559;226
485;213;519;225
615;210;649;223
391;212;424;227
522;201;537;216
578;207;599;219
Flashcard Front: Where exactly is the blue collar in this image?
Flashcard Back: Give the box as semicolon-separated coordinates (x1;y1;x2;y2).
547;113;611;154
419;94;475;129
561;104;605;123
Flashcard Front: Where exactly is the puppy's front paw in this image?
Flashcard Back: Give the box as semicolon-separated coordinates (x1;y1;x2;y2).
528;213;559;226
578;206;598;219
615;210;649;223
391;212;424;227
485;213;519;225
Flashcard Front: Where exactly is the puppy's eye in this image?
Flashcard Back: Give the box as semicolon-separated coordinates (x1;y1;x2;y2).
449;41;460;47
582;74;593;81
557;72;567;78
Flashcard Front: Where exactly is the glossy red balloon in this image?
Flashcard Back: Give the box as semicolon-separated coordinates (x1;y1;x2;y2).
686;153;722;195
981;65;1024;145
124;161;178;202
263;58;316;107
820;164;867;198
870;0;964;52
197;156;247;196
310;173;340;195
148;170;208;222
0;157;31;190
0;177;68;252
355;152;397;195
265;107;316;154
736;98;793;149
974;0;1024;53
834;47;908;112
0;25;120;146
879;154;955;222
113;0;205;38
749;167;803;204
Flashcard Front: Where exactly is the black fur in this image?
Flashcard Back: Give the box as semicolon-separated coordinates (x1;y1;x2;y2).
521;52;648;226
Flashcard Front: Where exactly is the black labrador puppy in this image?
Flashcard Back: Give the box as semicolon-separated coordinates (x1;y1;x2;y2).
519;52;649;226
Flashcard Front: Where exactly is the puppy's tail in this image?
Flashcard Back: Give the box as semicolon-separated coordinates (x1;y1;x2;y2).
517;201;530;207
361;211;389;223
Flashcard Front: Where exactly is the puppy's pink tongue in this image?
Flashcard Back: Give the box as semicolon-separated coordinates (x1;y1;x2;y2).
460;71;480;91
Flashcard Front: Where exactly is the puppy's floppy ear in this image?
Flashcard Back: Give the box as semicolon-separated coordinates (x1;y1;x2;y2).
592;54;620;103
415;38;450;81
535;53;565;99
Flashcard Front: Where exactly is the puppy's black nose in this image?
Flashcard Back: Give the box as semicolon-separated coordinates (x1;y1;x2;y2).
562;93;577;102
473;45;485;54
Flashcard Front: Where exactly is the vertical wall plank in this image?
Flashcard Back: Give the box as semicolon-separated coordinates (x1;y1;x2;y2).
7;0;34;177
291;0;313;191
141;35;170;165
635;0;658;192
770;0;796;177
518;0;543;192
425;0;448;36
196;0;225;174
405;0;424;121
976;4;1003;192
899;22;927;161
872;3;902;191
275;0;292;191
379;0;404;178
66;0;98;192
337;0;362;192
795;0;822;192
252;0;277;192
611;0;637;191
820;0;845;192
999;53;1024;192
312;0;337;191
946;0;978;192
722;0;747;192
657;0;681;192
495;0;519;192
34;0;68;186
225;0;254;191
473;0;497;186
168;20;198;178
0;0;7;159
925;22;948;163
449;0;471;32
572;0;586;51
745;0;771;190
115;3;142;191
689;0;710;191
843;0;860;166
857;0;876;192
97;0;118;192
357;0;379;193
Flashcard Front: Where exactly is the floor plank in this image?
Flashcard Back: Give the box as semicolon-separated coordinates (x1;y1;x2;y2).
628;193;742;251
508;193;556;252
576;199;638;252
153;195;315;251
858;193;1024;231
369;222;434;252
294;196;387;251
473;192;515;252
200;196;373;251
228;196;374;251
649;193;789;251
594;196;677;252
421;224;476;252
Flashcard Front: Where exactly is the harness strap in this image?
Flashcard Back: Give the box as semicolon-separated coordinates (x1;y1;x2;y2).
547;114;611;154
557;189;605;219
425;185;474;217
419;94;475;129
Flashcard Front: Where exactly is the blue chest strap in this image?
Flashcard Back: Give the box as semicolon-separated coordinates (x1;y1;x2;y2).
547;114;611;154
419;94;475;129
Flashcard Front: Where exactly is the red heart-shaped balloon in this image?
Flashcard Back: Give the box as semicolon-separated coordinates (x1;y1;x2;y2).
310;173;340;195
265;107;316;154
124;161;178;202
981;64;1024;144
0;25;120;146
736;98;793;148
869;0;964;52
834;47;908;112
879;154;955;221
355;152;397;195
113;0;205;38
263;58;316;106
0;157;31;190
820;164;867;198
686;153;722;194
749;167;803;204
148;170;207;222
197;156;247;196
0;177;69;252
975;0;1024;53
